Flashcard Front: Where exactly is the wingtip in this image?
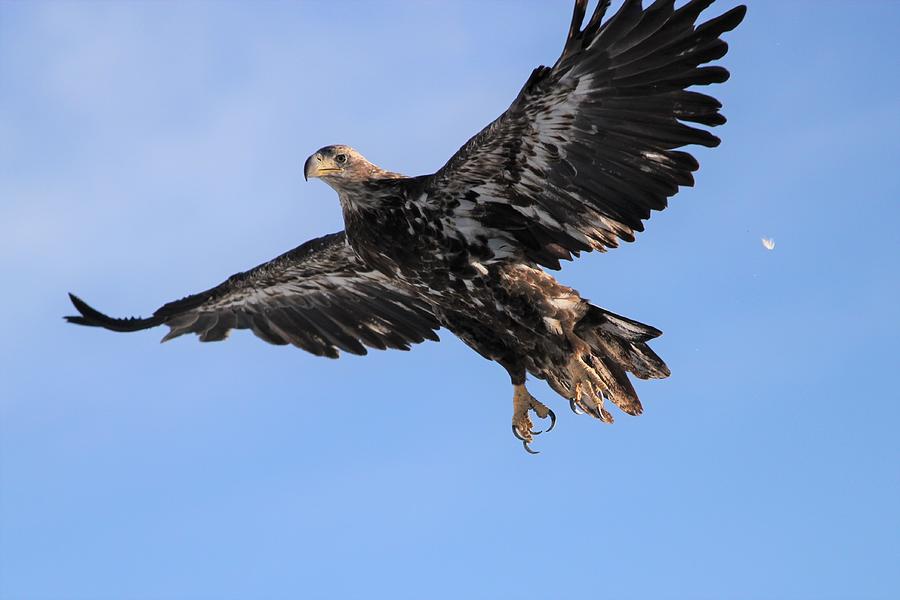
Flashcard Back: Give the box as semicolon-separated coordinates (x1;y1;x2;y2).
568;0;589;39
65;293;96;327
700;4;748;37
64;292;161;332
68;292;90;314
68;292;81;309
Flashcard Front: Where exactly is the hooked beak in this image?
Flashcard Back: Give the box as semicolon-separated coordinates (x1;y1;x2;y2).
304;153;340;181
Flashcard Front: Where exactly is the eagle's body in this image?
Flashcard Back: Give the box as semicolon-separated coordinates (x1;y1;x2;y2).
66;0;746;451
336;168;666;418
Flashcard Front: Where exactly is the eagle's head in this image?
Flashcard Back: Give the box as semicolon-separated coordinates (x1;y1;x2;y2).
304;145;403;191
304;145;370;184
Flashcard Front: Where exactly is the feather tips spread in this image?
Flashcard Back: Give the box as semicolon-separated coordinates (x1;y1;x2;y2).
427;1;746;269
66;232;440;357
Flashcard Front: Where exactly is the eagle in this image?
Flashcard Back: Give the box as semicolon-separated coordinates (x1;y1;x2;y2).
66;0;747;452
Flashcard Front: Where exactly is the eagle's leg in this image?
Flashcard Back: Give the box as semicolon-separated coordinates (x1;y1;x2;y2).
511;382;556;454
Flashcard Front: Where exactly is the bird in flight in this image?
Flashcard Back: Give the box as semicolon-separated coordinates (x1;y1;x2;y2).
67;0;747;452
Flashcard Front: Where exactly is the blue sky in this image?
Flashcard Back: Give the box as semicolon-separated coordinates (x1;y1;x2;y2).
2;1;899;599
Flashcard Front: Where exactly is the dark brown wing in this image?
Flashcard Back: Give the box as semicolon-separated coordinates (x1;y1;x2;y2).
424;0;746;269
65;232;440;358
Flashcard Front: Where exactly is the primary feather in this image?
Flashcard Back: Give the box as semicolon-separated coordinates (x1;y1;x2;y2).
67;233;439;358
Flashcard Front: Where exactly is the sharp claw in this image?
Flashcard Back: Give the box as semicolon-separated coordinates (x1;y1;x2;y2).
530;407;557;435
569;398;584;415
522;440;539;454
511;423;526;442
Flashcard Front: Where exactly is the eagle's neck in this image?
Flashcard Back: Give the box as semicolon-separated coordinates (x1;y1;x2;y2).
330;171;408;212
337;175;418;269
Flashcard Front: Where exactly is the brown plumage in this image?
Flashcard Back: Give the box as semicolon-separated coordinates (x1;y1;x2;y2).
67;1;746;452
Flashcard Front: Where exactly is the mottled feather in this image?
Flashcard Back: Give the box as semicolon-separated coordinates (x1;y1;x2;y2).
66;232;439;358
424;0;747;268
66;2;746;448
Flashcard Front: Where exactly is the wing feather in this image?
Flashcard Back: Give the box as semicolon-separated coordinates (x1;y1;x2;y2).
65;232;440;357
424;0;746;268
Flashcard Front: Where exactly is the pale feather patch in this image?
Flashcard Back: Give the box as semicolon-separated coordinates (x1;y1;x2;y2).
543;317;563;335
551;296;580;310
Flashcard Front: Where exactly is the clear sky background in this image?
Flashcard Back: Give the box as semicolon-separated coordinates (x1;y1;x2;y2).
1;1;898;599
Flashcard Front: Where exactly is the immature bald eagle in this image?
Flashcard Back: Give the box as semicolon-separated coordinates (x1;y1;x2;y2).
66;0;746;452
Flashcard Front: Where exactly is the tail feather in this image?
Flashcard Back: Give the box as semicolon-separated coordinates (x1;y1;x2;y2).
565;303;670;418
590;352;643;416
576;304;670;380
596;310;662;343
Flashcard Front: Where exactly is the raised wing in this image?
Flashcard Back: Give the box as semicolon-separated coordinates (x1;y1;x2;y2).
65;232;440;358
426;0;746;269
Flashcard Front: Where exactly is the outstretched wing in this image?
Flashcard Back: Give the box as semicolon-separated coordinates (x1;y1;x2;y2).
425;0;746;269
66;232;440;358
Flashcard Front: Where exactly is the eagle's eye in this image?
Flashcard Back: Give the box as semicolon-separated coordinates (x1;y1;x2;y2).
334;153;348;165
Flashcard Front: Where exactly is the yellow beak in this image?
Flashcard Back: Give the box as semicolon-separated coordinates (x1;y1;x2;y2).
304;154;341;181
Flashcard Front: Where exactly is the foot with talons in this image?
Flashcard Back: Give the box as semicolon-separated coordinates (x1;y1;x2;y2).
569;393;613;423
566;353;615;423
511;383;556;454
